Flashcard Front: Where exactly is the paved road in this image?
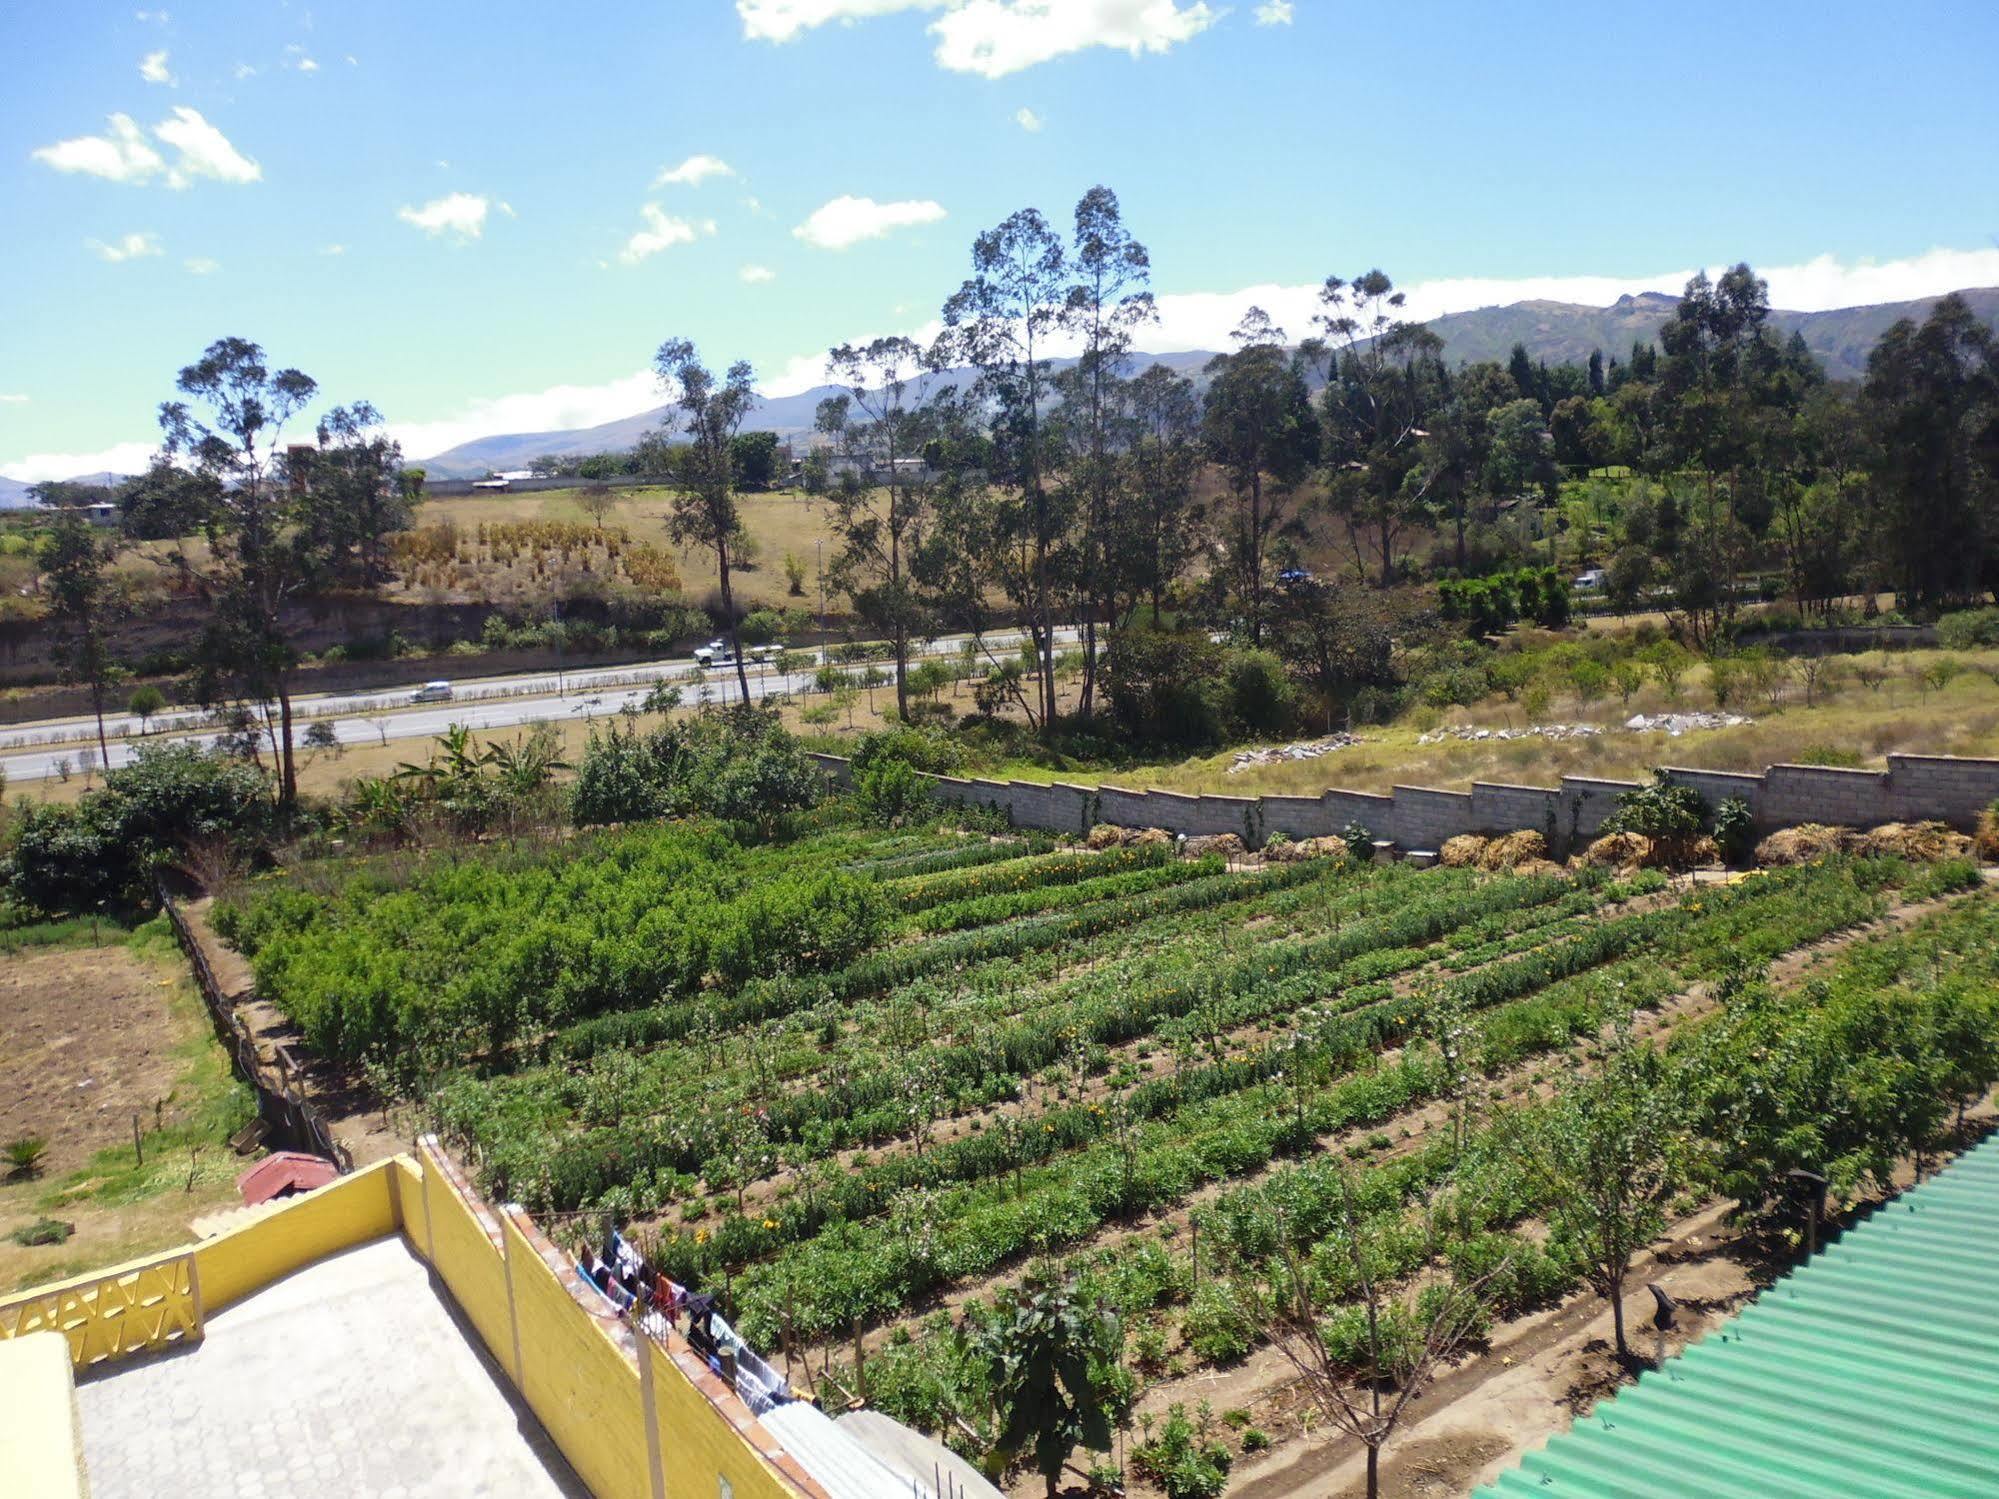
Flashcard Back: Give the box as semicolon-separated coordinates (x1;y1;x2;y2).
0;628;1076;783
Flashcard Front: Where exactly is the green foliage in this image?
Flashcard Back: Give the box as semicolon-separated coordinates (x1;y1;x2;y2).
5;1136;49;1178
1600;771;1708;848
1132;1402;1233;1499
9;1216;72;1246
855;758;934;824
1936;607;1999;650
1712;795;1756;865
1180;1278;1259;1364
1438;567;1570;636
973;1277;1121;1496
571;705;823;833
5;743;275;913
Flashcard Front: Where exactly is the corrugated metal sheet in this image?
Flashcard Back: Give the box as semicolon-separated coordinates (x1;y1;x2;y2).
1477;1133;1999;1499
762;1401;936;1499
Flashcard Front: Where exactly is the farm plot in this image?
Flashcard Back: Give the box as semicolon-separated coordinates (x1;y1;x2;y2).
218;821;1999;1494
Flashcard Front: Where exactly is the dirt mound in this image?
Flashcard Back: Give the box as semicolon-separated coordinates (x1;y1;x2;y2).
1755;823;1855;866
1579;831;1654;869
1439;834;1489;868
1478;830;1550;871
1184;833;1247;860
1854;821;1975;862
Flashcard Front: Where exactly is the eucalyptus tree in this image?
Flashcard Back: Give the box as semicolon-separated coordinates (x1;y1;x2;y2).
1058;186;1154;715
654;338;758;704
942;208;1070;728
1124;363;1202;623
34;503;125;769
158;337;325;811
1200;307;1317;644
817;335;940;719
1863;292;1999;612
1311;270;1449;587
305;401;411;583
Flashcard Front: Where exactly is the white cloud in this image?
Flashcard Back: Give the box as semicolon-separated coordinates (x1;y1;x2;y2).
398;192;492;239
285;44;319;73
31;114;165;183
1253;1;1293;24
1015;106;1043;131
739;0;1218;76
346;54;359;66
234;63;258;79
154;107;262;186
0;394;28;404
0;441;161;485
740;263;778;284
654;154;736;188
135;9;168;22
88;231;164;263
737;0;935;43
184;256;220;274
619;205;717;264
320;243;346;255
793;194;946;250
139;49;175;85
295;56;320;72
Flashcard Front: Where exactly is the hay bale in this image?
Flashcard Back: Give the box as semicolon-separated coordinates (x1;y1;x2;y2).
1511;857;1568;879
1686;835;1724;869
1580;831;1654;869
1184;833;1247;861
1976;807;1999;862
1439;834;1490;868
1477;830;1549;871
1130;827;1174;849
1754;823;1854;867
1855;821;1974;862
1085;823;1127;850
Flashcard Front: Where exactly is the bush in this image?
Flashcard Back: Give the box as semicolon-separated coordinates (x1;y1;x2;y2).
4;1136;49;1178
1713;796;1756;866
8;1216;71;1246
1102;629;1229;748
4;744;275;913
572;706;823;833
850;724;965;777
1133;1403;1233;1499
855;759;934;825
1180;1279;1259;1364
1936;608;1999;650
1224;649;1295;736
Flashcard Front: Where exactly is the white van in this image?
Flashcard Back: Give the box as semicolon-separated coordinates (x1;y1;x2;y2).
411;680;454;704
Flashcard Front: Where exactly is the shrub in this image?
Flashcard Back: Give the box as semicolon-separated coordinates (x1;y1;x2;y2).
1936;607;1999;650
4;1136;49;1178
1224;649;1295;736
855;759;935;825
1180;1279;1259;1364
1133;1403;1233;1499
1713;796;1756;866
1600;772;1708;866
572;706;823;833
4;744;275;913
8;1216;71;1246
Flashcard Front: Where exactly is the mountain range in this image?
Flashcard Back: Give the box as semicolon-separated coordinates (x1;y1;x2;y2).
8;287;1994;499
416;286;1999;477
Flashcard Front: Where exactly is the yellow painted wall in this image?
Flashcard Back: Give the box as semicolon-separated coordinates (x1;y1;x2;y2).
646;1338;801;1499
419;1149;515;1366
505;1214;652;1499
191;1158;399;1312
0;1332;89;1499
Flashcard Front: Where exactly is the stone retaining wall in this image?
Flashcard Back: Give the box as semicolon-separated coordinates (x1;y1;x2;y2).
809;751;1999;853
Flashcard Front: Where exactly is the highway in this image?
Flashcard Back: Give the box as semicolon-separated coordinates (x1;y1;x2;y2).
0;629;1076;784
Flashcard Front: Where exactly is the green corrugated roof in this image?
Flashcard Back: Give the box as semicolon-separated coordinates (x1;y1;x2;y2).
1476;1132;1999;1499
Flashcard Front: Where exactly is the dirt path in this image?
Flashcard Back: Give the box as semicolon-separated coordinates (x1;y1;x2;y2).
183;897;408;1169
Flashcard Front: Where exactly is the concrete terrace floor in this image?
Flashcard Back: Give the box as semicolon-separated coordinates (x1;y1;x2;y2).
77;1236;590;1499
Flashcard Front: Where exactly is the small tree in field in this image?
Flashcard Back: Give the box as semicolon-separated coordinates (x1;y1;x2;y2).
971;1276;1122;1499
1512;1023;1686;1363
1252;1169;1510;1499
129;684;167;734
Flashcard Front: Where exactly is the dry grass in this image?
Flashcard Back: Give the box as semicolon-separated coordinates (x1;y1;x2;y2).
411;486;839;610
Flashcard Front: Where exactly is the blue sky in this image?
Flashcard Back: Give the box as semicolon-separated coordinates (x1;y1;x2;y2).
4;0;1998;478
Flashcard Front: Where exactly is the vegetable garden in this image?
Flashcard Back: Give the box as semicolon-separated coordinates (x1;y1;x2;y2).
216;814;1999;1496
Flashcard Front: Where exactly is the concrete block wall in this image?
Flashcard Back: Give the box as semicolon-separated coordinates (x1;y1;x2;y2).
806;750;1999;852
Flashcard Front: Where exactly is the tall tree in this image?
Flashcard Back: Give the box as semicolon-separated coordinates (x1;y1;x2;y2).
34;503;125;769
943;208;1069;729
1419;361;1514;572
654;338;758;705
1314;271;1448;586
1125;363;1202;622
306;401;411;583
1059;185;1154;716
1862;293;1999;612
158;337;323;810
1201;308;1317;644
818;336;939;718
